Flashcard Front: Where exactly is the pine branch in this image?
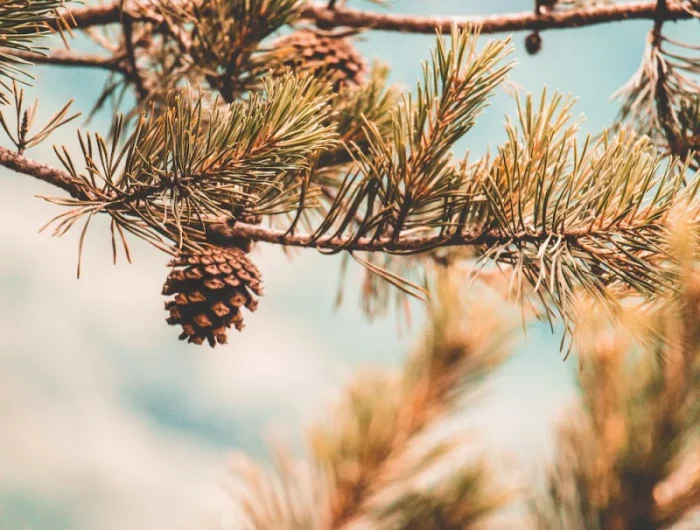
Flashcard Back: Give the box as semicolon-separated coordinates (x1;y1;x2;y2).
1;136;680;252
57;0;694;36
1;95;699;329
0;144;90;198
0;131;680;259
2;48;126;71
207;219;672;255
0;145;469;250
219;274;513;529
0;139;674;254
302;0;692;35
309;270;514;529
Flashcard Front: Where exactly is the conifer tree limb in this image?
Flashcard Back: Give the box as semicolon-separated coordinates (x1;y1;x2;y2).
651;0;682;154
2;23;696;337
0;146;91;199
121;18;148;99
301;0;691;35
207;218;659;254
0;144;672;257
3;49;126;72
58;0;693;36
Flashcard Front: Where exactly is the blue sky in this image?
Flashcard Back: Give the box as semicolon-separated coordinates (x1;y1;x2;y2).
0;1;697;528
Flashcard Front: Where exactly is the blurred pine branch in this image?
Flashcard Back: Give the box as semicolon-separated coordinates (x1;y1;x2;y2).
531;217;700;529
221;268;518;529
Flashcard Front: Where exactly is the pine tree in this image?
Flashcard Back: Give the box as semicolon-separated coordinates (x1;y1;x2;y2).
2;1;700;528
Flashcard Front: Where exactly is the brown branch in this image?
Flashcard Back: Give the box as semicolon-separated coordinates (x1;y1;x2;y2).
0;146;91;199
209;217;656;255
59;1;693;35
121;19;149;99
56;2;122;29
302;1;692;34
3;49;127;72
0;149;666;256
651;0;683;154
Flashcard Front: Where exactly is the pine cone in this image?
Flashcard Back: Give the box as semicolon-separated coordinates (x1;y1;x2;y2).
525;32;542;55
162;246;263;347
269;29;367;91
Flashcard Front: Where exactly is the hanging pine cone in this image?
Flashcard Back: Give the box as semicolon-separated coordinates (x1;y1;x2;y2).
269;29;367;91
525;32;543;55
162;246;263;347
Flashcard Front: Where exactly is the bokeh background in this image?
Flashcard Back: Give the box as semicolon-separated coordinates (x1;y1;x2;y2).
0;1;696;528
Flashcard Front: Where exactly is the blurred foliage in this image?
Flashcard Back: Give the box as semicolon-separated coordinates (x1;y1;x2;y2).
531;218;700;529
222;267;517;529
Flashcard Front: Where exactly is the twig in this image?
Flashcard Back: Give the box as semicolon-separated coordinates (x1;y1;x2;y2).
54;2;122;29
121;18;148;99
651;0;681;153
3;49;127;72
0;146;92;199
59;1;693;35
208;219;651;254
303;1;690;34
